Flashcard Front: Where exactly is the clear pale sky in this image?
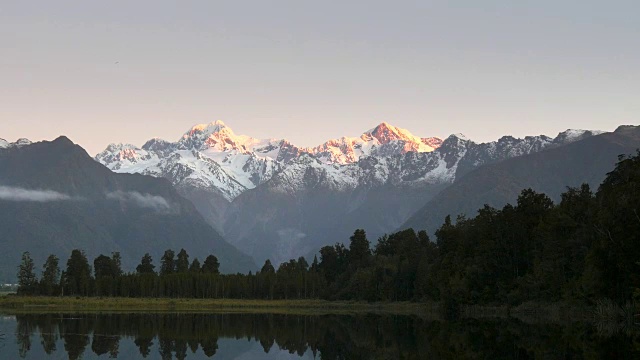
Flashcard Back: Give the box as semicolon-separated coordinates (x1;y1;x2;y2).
1;1;638;155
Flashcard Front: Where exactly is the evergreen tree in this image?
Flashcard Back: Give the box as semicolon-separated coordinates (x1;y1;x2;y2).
189;258;201;273
160;250;176;276
94;255;115;278
202;255;220;274
259;259;276;299
17;251;37;295
587;152;640;301
136;253;156;274
64;249;92;296
261;259;275;274
41;254;60;296
111;252;122;277
176;249;189;273
348;229;371;268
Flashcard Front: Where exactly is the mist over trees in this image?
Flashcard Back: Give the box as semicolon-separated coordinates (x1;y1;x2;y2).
16;151;640;304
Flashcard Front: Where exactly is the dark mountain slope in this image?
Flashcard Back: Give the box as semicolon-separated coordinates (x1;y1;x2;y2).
0;137;256;281
401;125;640;234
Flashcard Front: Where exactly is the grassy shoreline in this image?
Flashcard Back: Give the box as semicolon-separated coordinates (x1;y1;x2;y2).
1;296;634;327
0;296;437;315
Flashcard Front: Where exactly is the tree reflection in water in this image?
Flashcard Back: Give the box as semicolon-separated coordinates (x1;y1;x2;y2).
10;312;640;359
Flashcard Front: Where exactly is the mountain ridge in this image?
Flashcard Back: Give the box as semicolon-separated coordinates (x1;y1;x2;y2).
401;125;640;236
94;122;605;264
0;136;257;281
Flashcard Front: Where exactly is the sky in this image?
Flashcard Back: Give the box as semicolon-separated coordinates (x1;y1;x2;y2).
1;0;638;155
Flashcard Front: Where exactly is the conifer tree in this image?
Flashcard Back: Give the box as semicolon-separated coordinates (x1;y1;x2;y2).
136;253;156;274
64;249;91;296
17;251;37;295
189;258;201;273
176;249;189;273
41;254;60;296
160;250;176;276
202;255;220;274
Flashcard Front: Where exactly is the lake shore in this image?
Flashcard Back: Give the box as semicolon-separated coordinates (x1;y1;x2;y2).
0;296;439;315
1;296;633;327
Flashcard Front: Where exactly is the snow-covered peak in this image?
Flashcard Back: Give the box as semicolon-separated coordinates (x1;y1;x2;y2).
180;121;239;150
555;129;605;144
103;143;139;153
95;143;155;171
142;138;172;152
439;134;472;151
364;122;443;150
95;121;606;206
308;122;442;164
185;120;229;138
0;138;34;149
14;138;32;147
363;122;416;143
179;121;286;156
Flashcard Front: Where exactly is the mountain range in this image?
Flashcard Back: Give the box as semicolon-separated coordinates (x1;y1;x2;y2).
402;125;640;235
0;137;256;281
95;122;609;264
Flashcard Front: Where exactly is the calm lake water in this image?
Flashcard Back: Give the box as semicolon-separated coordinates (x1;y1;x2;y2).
0;312;637;359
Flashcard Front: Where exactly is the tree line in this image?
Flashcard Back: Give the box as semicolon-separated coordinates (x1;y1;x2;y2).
17;151;640;304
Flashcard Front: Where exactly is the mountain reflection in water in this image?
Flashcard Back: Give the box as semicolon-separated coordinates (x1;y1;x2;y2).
0;312;637;359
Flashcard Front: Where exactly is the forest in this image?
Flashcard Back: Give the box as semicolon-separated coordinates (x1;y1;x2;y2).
15;151;640;306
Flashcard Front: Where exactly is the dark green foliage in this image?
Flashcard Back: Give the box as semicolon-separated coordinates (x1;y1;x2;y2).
189;258;201;273
64;250;91;297
348;229;371;267
202;255;220;274
93;255;115;279
110;252;122;277
175;249;189;273
136;253;155;274
160;250;176;276
260;259;275;274
40;255;60;296
17;251;37;295
93;252;123;296
586;151;640;301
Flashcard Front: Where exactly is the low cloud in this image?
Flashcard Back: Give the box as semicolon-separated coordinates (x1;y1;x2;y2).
0;186;75;202
106;191;174;213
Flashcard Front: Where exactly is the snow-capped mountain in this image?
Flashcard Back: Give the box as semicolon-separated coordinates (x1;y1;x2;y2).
224;128;606;264
95;121;444;233
0;138;32;149
242;128;604;196
96;121;442;201
95;121;603;264
402;125;640;241
96;121;294;202
308;122;441;164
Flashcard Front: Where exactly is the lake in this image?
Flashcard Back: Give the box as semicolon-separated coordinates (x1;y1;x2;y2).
0;312;637;359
